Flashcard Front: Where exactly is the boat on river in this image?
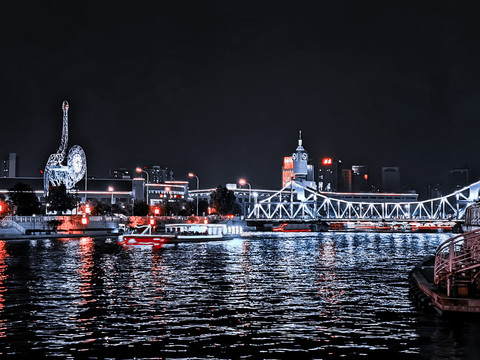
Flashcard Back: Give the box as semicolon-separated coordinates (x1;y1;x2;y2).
118;222;243;248
409;228;480;314
272;223;312;232
165;223;243;241
117;225;173;249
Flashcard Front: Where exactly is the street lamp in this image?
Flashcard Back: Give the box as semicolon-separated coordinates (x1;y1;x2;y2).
253;192;258;219
188;172;200;216
238;178;251;217
108;186;114;204
136;167;150;204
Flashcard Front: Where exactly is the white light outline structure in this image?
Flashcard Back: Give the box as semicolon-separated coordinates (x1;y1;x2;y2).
44;101;87;196
247;179;480;221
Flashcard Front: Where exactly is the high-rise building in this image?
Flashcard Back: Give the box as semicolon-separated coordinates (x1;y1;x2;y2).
445;168;469;194
339;169;352;192
145;165;173;184
318;158;340;192
352;165;369;192
1;153;17;178
382;167;401;193
426;182;442;199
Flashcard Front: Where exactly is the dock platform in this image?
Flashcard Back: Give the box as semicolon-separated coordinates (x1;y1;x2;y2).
410;256;480;314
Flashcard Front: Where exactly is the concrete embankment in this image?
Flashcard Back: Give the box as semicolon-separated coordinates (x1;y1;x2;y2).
0;231;119;241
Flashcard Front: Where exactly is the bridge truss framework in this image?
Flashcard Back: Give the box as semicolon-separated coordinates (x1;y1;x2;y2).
246;180;480;221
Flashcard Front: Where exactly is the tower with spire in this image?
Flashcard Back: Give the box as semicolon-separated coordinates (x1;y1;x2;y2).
292;131;309;181
288;131;316;198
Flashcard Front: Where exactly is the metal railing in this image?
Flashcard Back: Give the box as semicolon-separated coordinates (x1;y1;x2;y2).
0;218;26;234
434;228;480;296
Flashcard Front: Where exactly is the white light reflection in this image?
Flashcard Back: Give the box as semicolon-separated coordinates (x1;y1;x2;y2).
0;241;8;338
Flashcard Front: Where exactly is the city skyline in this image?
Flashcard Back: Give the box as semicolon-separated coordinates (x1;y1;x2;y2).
1;2;480;190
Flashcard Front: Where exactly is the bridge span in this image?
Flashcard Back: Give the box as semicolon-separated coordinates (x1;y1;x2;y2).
245;180;480;222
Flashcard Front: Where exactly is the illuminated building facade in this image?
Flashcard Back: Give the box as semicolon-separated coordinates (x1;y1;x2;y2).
319;157;340;192
282;156;294;187
145;165;173;184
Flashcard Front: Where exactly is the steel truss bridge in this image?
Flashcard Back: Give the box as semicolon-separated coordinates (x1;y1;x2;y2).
246;180;480;221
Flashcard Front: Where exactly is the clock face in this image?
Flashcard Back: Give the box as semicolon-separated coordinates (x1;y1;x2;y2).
72;153;82;173
301;153;308;160
67;145;86;182
292;153;298;161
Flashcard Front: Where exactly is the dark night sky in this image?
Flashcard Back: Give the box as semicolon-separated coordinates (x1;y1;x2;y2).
2;1;480;191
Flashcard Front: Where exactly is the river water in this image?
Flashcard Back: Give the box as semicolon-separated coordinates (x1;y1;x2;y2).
0;232;479;359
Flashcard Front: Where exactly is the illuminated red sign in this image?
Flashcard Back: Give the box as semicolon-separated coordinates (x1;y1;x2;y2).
81;216;89;225
149;217;155;226
0;204;3;212
154;207;160;215
322;158;333;166
283;156;294;170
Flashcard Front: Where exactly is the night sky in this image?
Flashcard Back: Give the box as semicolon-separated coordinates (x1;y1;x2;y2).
2;1;480;192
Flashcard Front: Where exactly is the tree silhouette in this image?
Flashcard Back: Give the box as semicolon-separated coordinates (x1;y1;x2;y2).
210;185;239;215
47;184;77;214
8;183;41;215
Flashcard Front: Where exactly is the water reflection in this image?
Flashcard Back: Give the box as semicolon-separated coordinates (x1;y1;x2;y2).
0;232;477;358
0;241;8;338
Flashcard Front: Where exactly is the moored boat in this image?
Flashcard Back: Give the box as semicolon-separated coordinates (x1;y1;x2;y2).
117;225;173;249
272;223;312;232
165;222;243;241
409;228;480;314
410;221;456;232
118;222;243;248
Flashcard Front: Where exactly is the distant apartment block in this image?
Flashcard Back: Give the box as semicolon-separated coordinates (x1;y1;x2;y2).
340;169;352;192
382;167;401;193
352;165;369;192
445;168;469;194
145;165;173;184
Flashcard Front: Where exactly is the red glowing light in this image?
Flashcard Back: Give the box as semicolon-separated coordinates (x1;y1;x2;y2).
322;158;333;166
154;207;160;215
0;204;3;212
81;216;89;225
136;167;142;173
188;172;195;178
149;217;155;226
364;174;368;180
85;205;91;214
239;178;247;186
283;156;294;170
204;219;209;224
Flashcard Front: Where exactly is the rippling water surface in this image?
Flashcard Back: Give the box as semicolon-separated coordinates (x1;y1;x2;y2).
0;232;479;359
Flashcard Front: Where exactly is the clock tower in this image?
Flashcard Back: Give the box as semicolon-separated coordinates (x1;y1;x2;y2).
292;131;308;181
